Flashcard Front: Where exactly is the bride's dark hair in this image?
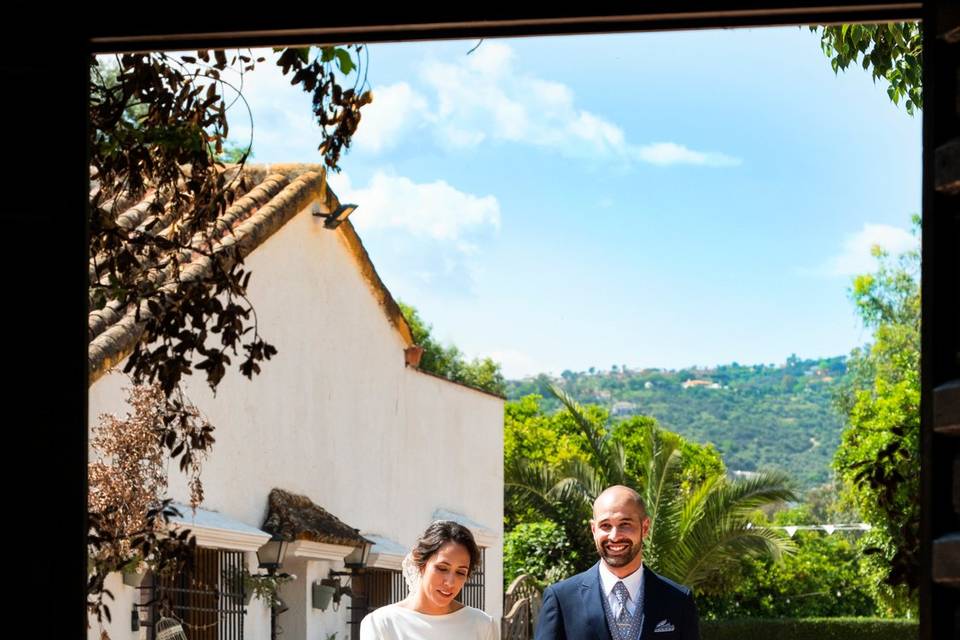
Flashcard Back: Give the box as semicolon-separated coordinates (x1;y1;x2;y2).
411;520;481;575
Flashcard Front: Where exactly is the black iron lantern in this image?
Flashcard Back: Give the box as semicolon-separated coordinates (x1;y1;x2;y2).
257;535;288;571
343;536;373;570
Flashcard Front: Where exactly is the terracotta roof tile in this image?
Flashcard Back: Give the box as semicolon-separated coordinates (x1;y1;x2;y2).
262;488;370;548
88;164;416;385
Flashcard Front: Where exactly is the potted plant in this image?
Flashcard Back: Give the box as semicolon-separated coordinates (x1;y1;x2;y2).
312;581;337;611
120;553;148;587
222;567;295;607
244;571;295;609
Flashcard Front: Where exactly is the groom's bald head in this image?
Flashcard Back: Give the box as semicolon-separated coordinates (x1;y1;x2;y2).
592;485;646;519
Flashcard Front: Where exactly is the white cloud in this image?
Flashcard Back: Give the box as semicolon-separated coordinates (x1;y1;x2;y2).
326;170;353;194
330;171;500;245
818;223;918;276
326;171;496;296
565;111;628;157
222;55;321;162
438;125;487;148
352;82;428;154
349;41;739;167
632;142;742;167
203;45;739;169
419;43;629;157
465;41;515;76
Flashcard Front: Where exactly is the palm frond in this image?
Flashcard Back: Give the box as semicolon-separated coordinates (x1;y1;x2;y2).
695;472;796;537
504;458;571;522
643;427;683;533
548;384;598;447
641;426;687;571
549;382;626;485
672;519;795;589
559;458;606;504
676;473;719;538
656;472;796;588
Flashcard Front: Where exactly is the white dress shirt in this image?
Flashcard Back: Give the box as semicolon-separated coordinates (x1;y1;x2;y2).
598;561;645;618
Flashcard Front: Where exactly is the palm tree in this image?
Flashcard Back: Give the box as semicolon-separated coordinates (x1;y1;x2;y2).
505;383;796;591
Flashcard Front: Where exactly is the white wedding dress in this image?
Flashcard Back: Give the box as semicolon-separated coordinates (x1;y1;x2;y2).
359;553;498;640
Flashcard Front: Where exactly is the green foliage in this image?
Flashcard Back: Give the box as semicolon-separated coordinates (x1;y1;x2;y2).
399;302;506;395
504;394;611;530
505;394;598;466
635;430;796;593
697;492;891;619
223;565;296;608
801;480;859;524
216;140;253;164
503;521;577;588
456;357;507;396
610;416;725;494
90;46;369;395
701;618;917;640
699;507;878;618
833;218;920;609
245;571;295;608
507;356;847;490
812;23;922;115
505;385;796;591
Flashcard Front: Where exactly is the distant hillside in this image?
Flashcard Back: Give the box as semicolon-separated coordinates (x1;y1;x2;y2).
506;355;848;490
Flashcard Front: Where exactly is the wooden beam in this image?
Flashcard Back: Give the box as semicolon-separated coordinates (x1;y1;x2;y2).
933;534;960;587
935;140;960;195
935;380;960;434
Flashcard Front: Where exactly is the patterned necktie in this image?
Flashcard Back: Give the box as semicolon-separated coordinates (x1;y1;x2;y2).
612;581;631;636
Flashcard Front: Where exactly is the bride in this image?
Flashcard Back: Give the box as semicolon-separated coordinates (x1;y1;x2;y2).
359;520;499;639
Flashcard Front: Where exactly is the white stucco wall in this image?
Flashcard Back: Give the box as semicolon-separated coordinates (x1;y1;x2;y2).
94;573;139;640
88;204;504;640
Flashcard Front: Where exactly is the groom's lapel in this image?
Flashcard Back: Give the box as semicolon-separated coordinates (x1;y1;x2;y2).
579;563;612;640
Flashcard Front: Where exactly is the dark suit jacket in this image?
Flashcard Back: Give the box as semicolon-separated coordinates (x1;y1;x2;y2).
534;563;700;640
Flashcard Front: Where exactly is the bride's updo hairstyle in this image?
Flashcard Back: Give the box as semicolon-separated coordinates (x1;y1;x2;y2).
411;520;481;576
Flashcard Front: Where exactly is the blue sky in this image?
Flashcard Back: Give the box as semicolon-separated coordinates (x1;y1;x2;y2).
225;26;920;378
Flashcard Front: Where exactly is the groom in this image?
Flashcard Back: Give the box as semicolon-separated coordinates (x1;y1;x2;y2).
534;485;700;640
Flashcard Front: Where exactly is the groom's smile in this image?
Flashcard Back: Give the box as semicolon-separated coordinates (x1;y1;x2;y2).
598;534;639;566
603;540;632;555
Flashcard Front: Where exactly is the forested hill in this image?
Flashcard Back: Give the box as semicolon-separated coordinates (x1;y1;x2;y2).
506;355;848;490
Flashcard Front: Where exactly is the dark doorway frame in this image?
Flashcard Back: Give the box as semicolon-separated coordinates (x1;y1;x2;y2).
15;3;955;639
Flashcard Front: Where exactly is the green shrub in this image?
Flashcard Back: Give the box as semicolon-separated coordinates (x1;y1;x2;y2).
503;521;576;588
701;618;917;640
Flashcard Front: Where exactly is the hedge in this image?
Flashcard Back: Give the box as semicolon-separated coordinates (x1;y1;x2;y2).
701;617;917;640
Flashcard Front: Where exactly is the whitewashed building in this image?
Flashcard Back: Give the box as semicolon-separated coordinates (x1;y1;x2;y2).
88;164;505;640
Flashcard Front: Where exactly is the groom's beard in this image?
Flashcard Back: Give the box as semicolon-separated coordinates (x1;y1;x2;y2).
597;539;642;567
